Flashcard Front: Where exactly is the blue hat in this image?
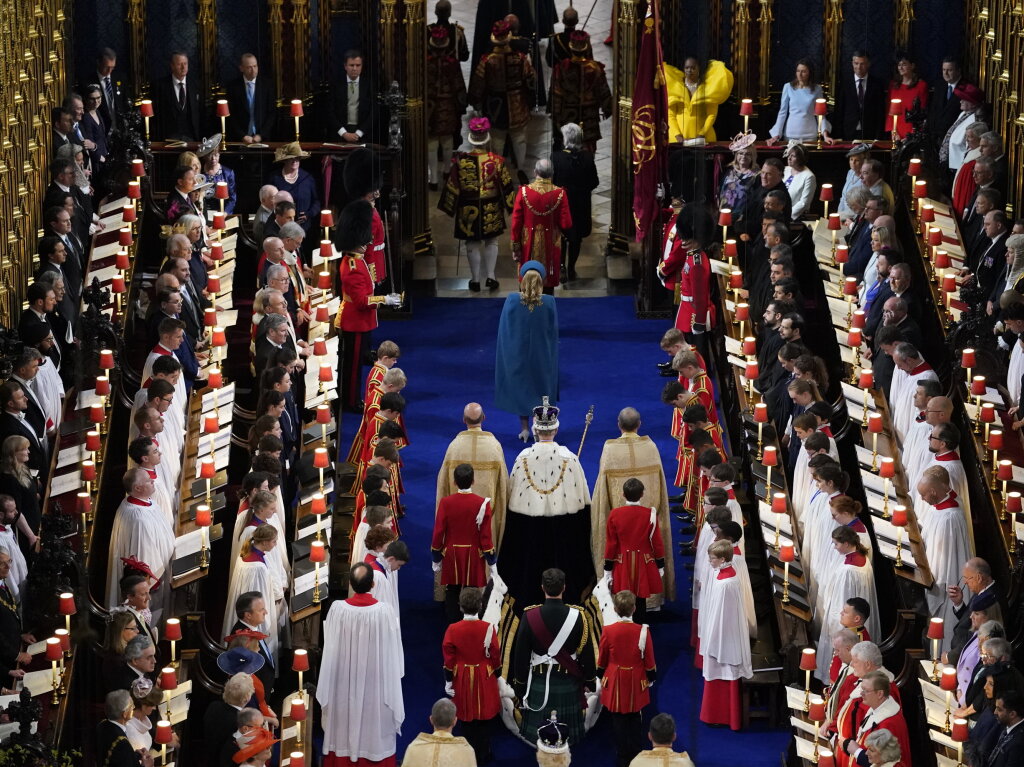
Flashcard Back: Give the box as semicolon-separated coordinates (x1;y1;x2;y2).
969;590;998;613
519;260;546;280
216;647;265;676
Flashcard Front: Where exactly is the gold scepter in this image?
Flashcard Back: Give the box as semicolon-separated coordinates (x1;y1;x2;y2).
578;405;595;456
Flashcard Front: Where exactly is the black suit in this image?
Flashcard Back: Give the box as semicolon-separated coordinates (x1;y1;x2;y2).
51;130;70;156
95;719;144;767
254;338;285;383
105;662;155;695
36;261;80;319
86;71;131;133
225;76;276;141
230;619;275;694
0;411;46;481
11;376;46;436
970;231;1009;296
328;76;379;142
832;74;887;140
0;582;22;681
204;700;241;760
984;722;1024;767
152;74;204;141
44;183;93;252
929;80;964;142
888;316;924;352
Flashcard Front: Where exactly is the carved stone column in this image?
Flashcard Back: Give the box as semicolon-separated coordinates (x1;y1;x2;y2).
126;0;147;98
731;0;753;102
822;0;843;104
756;0;774;104
197;0;219;102
269;0;285;106
402;0;430;258
609;0;642;256
293;0;310;99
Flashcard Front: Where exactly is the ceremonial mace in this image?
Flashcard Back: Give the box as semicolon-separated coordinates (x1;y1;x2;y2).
577;405;595;456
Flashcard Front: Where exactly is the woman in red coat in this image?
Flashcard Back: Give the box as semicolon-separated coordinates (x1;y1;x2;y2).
598;591;657;767
441;588;501;764
885;53;928;139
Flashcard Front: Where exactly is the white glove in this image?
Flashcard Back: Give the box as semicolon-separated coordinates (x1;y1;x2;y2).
603;571;612;587
431;561;442;573
384;293;402;307
998;336;1010;351
445;681;455;697
658;568;665;577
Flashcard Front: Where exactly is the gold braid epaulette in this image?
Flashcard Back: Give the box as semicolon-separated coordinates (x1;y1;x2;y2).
572;605;589;655
102;735;129;767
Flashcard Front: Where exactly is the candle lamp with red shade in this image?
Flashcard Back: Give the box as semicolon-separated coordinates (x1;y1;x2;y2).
290;696;307;746
815;98;827;146
739;98;753;134
771;492;787;550
762;445;777;503
165;618;182;667
200;458;216;506
139;100;153;141
724;239;738;270
779;543;794;603
155;720;173;765
961;348;975;393
77;493;91;553
941;666;957;731
989;429;1003;480
879;457;895;517
847;328;862;379
311;539;326;604
290;99;303;141
745;360;759;403
216;99;229;147
952;717;968;767
842;275;858;323
829;213;842;264
1005;492;1021;554
859;369;874;427
927;618;944;680
314;447;330;494
54;629;70;689
799;647;816;709
971;376;987;433
753;402;768;459
891;505;908;567
808;695;825;759
196;504;212;568
718;208;732;247
316;404;332;447
913;179;928;216
293;648;310;699
934;249;950;289
819;183;833;220
734;300;748;333
320;209;334;243
867;412;883;470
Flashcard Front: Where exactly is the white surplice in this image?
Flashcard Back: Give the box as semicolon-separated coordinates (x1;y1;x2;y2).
889;365;938;443
106;497;176;620
815;553;879;682
0;526;27;597
801;490;841;609
1009;339;1024;404
698;564;752;681
919;492;974;654
318;596;405;762
222;554;283;659
33;359;64;434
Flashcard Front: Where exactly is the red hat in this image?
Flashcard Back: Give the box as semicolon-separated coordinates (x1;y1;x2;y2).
568;29;591;52
224;628;269;643
490;20;512;43
232;727;279;764
953;83;984;105
120;556;161;590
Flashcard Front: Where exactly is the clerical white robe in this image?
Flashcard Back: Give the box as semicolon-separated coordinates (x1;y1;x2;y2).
223;555;283;659
33;359;64;435
801;490;842;609
793;428;840;530
901;416;932;487
318;595;404;762
230;518;291;593
370;556;404;677
129;389;184;458
919;492;974;654
0;526;27;597
815;553;879;682
590;432;674;602
142;346;187;410
889;364;938;443
1009;338;1024;405
912;452;974;550
106;497;176;621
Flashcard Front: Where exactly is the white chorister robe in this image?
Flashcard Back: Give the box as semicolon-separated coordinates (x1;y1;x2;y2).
370;557;403;654
154;439;182;508
698;564;753;681
801;490;841;610
350;521;370;567
901;416;932;487
1009;339;1024;404
792;428;839;532
730;545;757;638
142;346;187;410
317;595;405;762
106;497;176;622
814;551;879;683
129;466;176;532
129;389;184;458
33;360;64;434
692;501;743;611
223;551;283;659
0;525;27;597
919;492;974;654
889;364;938;444
229;518;291;595
912;452;974;550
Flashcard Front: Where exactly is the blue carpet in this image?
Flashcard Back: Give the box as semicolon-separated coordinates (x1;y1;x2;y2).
370;295;788;766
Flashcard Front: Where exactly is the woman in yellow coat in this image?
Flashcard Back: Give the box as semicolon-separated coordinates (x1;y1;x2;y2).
664;57;734;142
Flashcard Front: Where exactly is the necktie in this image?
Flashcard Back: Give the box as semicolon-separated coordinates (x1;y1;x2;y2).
349;80;357;99
177;81;186;109
857;78;865;106
105;77;115;109
947;83;953;102
247;81;256;136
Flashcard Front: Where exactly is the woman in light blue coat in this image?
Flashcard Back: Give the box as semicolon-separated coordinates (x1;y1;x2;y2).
767;60;833;145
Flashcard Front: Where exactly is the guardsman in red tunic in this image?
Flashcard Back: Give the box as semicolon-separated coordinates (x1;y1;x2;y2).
431;463;496;620
344;148;388;286
335;200;402;412
602;478;666;625
657;203;714;339
510;161;573;289
597;590;657;767
441;587;501;764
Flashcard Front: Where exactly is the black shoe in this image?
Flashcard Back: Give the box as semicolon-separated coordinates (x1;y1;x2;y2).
485;278;500;291
668;494;685;503
657;361;673;371
468;281;481;292
568;267;577;281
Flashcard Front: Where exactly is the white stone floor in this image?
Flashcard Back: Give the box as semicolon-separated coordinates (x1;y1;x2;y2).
419;0;616;298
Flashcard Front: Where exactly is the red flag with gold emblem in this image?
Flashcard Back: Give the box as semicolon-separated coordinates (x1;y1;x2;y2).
631;0;668;241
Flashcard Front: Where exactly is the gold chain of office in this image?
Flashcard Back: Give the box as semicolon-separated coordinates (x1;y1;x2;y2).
522;457;569;495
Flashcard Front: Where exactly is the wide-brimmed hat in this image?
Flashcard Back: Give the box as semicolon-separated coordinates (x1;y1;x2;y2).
568;29;591;52
953;83;984;105
468;116;491;146
490;20;512;44
216;647;265;676
274;141;311;163
224;628;269;644
196;135;222;158
232;728;279;764
846;142;874;158
728;132;757;152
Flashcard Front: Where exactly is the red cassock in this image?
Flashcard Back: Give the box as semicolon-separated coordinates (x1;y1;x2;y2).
337;253;380;333
431;491;495;586
442;618;501;721
676;419;724;496
510;180;573;287
657;243;714;333
369;207;387;285
598;620;656;713
604;504;665;598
